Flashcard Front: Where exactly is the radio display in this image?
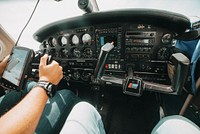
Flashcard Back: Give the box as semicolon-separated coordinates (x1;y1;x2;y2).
100;35;117;46
132;39;149;43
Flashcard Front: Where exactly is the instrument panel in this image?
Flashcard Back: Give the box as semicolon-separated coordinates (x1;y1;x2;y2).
38;23;175;85
41;26;95;59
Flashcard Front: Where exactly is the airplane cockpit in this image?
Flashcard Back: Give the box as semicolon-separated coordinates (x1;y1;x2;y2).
0;0;200;133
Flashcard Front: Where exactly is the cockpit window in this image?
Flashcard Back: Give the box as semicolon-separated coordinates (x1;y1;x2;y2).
97;0;200;21
0;0;82;50
0;0;200;50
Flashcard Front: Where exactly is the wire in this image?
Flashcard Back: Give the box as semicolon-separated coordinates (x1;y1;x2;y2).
15;0;40;46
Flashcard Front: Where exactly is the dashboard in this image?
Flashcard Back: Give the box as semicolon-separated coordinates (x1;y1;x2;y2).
33;9;191;93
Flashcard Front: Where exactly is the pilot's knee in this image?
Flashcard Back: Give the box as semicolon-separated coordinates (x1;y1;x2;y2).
74;102;95;111
74;102;97;113
152;115;200;134
68;101;101;121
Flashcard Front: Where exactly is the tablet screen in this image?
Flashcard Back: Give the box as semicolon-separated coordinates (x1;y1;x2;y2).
2;48;29;86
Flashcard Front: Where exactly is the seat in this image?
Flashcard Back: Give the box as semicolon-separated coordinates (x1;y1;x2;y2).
151;115;200;134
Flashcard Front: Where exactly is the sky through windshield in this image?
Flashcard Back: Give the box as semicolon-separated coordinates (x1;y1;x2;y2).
0;0;199;50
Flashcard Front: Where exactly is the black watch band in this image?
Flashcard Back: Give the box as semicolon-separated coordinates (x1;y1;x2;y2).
34;81;55;97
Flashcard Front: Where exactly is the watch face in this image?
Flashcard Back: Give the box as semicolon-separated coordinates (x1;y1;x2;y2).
46;83;53;92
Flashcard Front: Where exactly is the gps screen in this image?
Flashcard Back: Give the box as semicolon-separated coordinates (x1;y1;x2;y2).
2;48;28;86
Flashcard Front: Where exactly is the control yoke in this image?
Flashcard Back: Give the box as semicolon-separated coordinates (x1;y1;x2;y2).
143;53;190;95
93;42;114;80
94;42;190;96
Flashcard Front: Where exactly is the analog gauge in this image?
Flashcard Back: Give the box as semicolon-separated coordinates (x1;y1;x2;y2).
60;48;69;58
82;33;92;45
48;37;57;47
83;48;93;58
71;35;79;45
161;34;172;44
72;48;81;58
49;49;58;57
58;36;68;46
81;70;92;81
157;47;171;60
72;70;80;80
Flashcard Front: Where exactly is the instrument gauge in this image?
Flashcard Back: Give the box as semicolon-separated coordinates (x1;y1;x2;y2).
161;34;173;44
49;49;58;57
72;48;81;58
48;37;57;47
72;70;80;80
60;48;69;58
82;33;92;45
81;70;92;81
83;48;93;58
71;35;79;45
58;36;68;46
157;47;171;60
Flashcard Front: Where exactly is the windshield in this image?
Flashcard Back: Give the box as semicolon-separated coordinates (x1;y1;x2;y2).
0;0;200;50
98;0;200;20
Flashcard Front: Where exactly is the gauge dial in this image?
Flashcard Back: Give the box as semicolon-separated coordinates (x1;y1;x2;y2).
49;49;58;57
60;48;69;58
72;70;80;80
48;37;57;47
72;48;81;58
157;47;171;60
83;47;93;58
81;70;92;81
58;36;68;46
82;33;92;45
161;34;172;44
71;35;79;45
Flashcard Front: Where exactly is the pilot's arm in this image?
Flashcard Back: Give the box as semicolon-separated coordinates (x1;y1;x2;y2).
0;54;63;134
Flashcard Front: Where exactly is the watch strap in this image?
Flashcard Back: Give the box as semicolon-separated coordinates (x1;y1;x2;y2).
34;81;55;97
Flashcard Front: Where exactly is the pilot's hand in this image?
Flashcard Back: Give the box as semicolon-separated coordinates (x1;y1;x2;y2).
39;54;63;85
0;56;9;76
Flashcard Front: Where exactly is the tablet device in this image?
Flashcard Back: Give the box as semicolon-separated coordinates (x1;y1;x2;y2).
1;46;34;91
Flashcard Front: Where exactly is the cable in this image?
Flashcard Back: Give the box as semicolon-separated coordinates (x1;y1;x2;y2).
15;0;40;46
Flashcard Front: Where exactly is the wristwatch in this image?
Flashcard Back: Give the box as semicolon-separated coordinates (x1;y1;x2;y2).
34;81;55;97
